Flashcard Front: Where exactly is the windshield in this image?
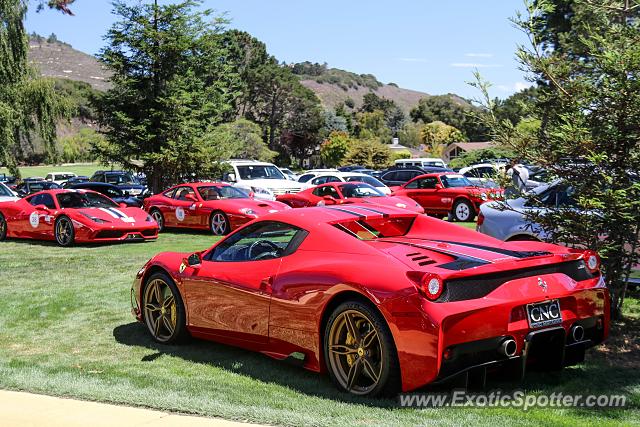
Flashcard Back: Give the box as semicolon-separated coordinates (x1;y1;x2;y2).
236;165;285;180
198;185;248;200
56;192;118;209
106;173;139;185
345;175;385;187
0;183;13;197
339;183;384;198
440;174;473;188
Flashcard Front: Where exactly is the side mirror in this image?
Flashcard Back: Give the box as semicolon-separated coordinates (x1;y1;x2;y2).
227;173;236;183
119;202;128;209
185;194;197;202
187;253;202;268
323;195;337;205
435;184;443;190
34;204;49;212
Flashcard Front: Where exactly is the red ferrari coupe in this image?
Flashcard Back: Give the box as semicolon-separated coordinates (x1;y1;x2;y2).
392;172;504;222
276;182;424;214
0;189;158;246
131;205;609;396
143;182;290;235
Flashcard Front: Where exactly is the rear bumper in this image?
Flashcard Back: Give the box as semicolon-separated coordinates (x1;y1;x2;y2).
383;285;610;392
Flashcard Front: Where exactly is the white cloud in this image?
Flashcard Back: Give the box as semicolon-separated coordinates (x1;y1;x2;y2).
495;82;534;93
398;57;428;63
465;53;493;58
450;63;502;68
514;81;532;91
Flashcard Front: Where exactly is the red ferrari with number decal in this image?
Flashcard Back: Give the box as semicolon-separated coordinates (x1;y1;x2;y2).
143;182;290;235
131;206;609;396
0;189;158;246
276;181;424;214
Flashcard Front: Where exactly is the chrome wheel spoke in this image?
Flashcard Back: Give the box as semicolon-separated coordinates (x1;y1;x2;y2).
329;344;357;355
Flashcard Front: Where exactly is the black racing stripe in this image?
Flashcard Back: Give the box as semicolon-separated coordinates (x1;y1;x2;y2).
348;205;387;216
430;240;551;259
107;208;126;218
324;206;366;218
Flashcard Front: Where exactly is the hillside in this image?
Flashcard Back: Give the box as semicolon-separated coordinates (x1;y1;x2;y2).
28;39;432;114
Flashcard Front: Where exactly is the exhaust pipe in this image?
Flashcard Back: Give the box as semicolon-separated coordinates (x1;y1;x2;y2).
571;325;585;342
498;339;517;357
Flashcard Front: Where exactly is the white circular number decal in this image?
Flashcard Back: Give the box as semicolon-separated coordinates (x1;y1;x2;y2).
29;212;40;228
175;207;186;222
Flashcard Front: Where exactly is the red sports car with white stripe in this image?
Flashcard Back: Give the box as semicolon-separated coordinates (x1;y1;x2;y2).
143;182;290;235
0;189;158;246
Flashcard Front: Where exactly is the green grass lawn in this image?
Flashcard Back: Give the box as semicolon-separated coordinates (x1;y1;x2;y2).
0;163;112;179
0;231;638;426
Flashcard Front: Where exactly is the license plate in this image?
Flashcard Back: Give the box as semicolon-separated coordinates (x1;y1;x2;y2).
526;299;562;329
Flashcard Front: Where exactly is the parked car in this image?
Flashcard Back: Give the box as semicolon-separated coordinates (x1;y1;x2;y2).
279;168;299;181
130;206;608;396
394;157;447;169
337;165;365;172
459;163;502;188
45;172;77;185
62;176;90;188
477;182;573;241
392;172;504;222
0;173;16;185
305;172;392;194
90;170;147;197
223;160;307;201
276;181;424;213
0;182;19;202
143;182;289;235
0;189;158;246
378;166;452;187
297;169;340;183
14;180;60;197
67;182;143;207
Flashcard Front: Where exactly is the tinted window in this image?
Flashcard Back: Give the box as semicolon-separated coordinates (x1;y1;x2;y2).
236;165;285;180
344;175;384;187
209;221;307;262
106;173;139;185
339;183;384;198
417;177;439;189
312;185;340;198
173;186;196;200
298;174;314;183
0;183;12;197
198;185;248;200
27;193;56;209
56;192;118;209
163;188;176;199
440;175;472;188
381;171;397;181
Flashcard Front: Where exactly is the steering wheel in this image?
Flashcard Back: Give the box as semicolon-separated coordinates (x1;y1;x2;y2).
248;239;281;260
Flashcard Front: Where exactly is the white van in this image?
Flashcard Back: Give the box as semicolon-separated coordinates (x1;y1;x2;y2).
223;160;307;201
45;172;77;185
394;158;447;169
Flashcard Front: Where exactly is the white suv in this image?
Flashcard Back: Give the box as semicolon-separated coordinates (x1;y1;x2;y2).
223;160;307;201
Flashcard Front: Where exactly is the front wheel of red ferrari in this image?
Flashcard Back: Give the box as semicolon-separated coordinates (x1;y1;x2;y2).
149;208;165;232
324;301;401;397
54;216;75;247
142;272;188;344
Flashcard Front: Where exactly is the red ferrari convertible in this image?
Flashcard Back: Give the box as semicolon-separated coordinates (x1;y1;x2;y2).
131;206;609;396
143;182;290;235
392;172;504;222
0;189;158;246
276;182;424;214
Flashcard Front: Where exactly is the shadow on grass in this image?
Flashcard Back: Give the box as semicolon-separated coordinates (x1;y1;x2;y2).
3;237;154;248
113;321;639;411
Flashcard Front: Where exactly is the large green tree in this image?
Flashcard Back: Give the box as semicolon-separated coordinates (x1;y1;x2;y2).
0;0;71;176
473;0;640;317
410;94;490;141
95;0;239;192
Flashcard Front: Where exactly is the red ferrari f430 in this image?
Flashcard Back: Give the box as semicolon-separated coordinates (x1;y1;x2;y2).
143;182;290;235
131;206;609;396
0;189;158;246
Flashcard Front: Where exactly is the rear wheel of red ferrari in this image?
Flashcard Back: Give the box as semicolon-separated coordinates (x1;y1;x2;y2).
0;213;7;241
149;209;164;232
452;199;475;222
54;216;75;247
142;272;187;344
210;211;230;236
324;301;400;397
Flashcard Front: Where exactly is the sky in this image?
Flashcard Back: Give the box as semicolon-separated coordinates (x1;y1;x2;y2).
25;1;531;99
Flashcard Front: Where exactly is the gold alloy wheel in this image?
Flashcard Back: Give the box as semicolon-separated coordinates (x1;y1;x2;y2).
143;278;177;342
0;214;6;239
327;309;383;395
55;217;74;246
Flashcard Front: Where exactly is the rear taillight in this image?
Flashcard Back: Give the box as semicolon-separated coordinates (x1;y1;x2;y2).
419;273;444;301
583;250;601;273
477;211;485;227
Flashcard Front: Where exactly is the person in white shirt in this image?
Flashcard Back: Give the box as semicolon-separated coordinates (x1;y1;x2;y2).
505;160;530;197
